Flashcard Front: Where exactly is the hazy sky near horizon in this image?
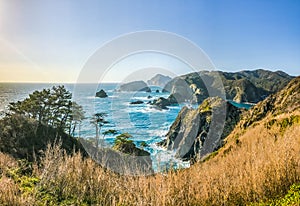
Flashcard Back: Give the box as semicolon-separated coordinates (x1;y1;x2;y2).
0;0;299;83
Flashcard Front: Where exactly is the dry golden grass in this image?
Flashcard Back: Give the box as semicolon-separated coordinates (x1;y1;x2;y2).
0;113;300;205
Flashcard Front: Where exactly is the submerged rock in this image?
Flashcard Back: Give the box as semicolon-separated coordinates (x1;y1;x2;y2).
96;89;108;98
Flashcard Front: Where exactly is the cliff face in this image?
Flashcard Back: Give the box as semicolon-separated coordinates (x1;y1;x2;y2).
158;97;243;161
147;74;171;87
240;76;300;129
160;76;300;162
163;69;293;104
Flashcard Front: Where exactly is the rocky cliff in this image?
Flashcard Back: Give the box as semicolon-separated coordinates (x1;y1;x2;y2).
158;97;243;161
160;76;300;162
163;69;293;104
239;75;300;129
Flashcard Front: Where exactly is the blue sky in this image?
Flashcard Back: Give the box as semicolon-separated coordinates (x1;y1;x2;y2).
0;0;299;82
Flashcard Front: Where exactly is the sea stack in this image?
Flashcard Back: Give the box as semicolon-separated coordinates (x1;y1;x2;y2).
96;89;108;98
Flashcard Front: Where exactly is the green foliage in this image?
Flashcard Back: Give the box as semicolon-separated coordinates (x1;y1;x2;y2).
0;114;86;161
7;85;84;135
112;133;150;156
103;129;118;136
19;175;40;194
265;115;300;134
113;133;133;147
70;102;85;137
199;99;212;112
5;160;40;197
271;183;300;206
0;85;86;161
201;150;219;162
90;113;108;127
252;183;300;206
90;113;109;150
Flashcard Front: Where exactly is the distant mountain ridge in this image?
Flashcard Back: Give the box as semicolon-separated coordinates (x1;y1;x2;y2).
163;69;294;104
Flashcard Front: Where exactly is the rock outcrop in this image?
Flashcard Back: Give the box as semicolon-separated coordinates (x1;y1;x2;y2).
158;97;243;161
81;141;153;175
147;74;172;87
119;81;151;92
95;89;108;98
130;100;144;105
163;69;293;104
151;97;171;110
111;134;153;174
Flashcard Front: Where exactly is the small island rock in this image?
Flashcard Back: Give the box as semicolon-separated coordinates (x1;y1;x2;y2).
151;97;171;110
96;89;108;98
119;81;151;92
147;74;172;87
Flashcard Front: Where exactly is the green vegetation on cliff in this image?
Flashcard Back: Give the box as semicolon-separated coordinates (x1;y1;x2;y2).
0;86;86;161
159;97;243;161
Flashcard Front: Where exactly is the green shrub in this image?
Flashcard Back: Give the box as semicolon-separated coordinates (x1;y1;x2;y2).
253;183;300;206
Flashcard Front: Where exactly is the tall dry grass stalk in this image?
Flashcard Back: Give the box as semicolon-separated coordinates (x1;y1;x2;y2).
0;117;299;205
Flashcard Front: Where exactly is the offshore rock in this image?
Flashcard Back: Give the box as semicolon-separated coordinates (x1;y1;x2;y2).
147;74;172;87
119;81;151;92
151;97;171;110
95;89;108;98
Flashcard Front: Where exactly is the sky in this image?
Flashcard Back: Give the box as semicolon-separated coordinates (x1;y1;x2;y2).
0;0;299;83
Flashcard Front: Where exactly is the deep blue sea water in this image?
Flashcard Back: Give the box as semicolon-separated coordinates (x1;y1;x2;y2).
0;83;253;171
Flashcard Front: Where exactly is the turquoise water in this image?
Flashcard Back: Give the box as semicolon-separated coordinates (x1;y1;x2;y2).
0;83;189;170
0;83;253;171
228;100;254;110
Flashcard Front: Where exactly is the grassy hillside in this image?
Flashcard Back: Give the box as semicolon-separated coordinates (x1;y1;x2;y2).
0;116;299;205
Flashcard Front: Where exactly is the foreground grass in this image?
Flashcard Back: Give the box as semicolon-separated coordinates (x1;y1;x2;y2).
0;117;300;205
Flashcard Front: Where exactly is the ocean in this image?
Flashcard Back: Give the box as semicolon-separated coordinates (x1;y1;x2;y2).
0;82;253;171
